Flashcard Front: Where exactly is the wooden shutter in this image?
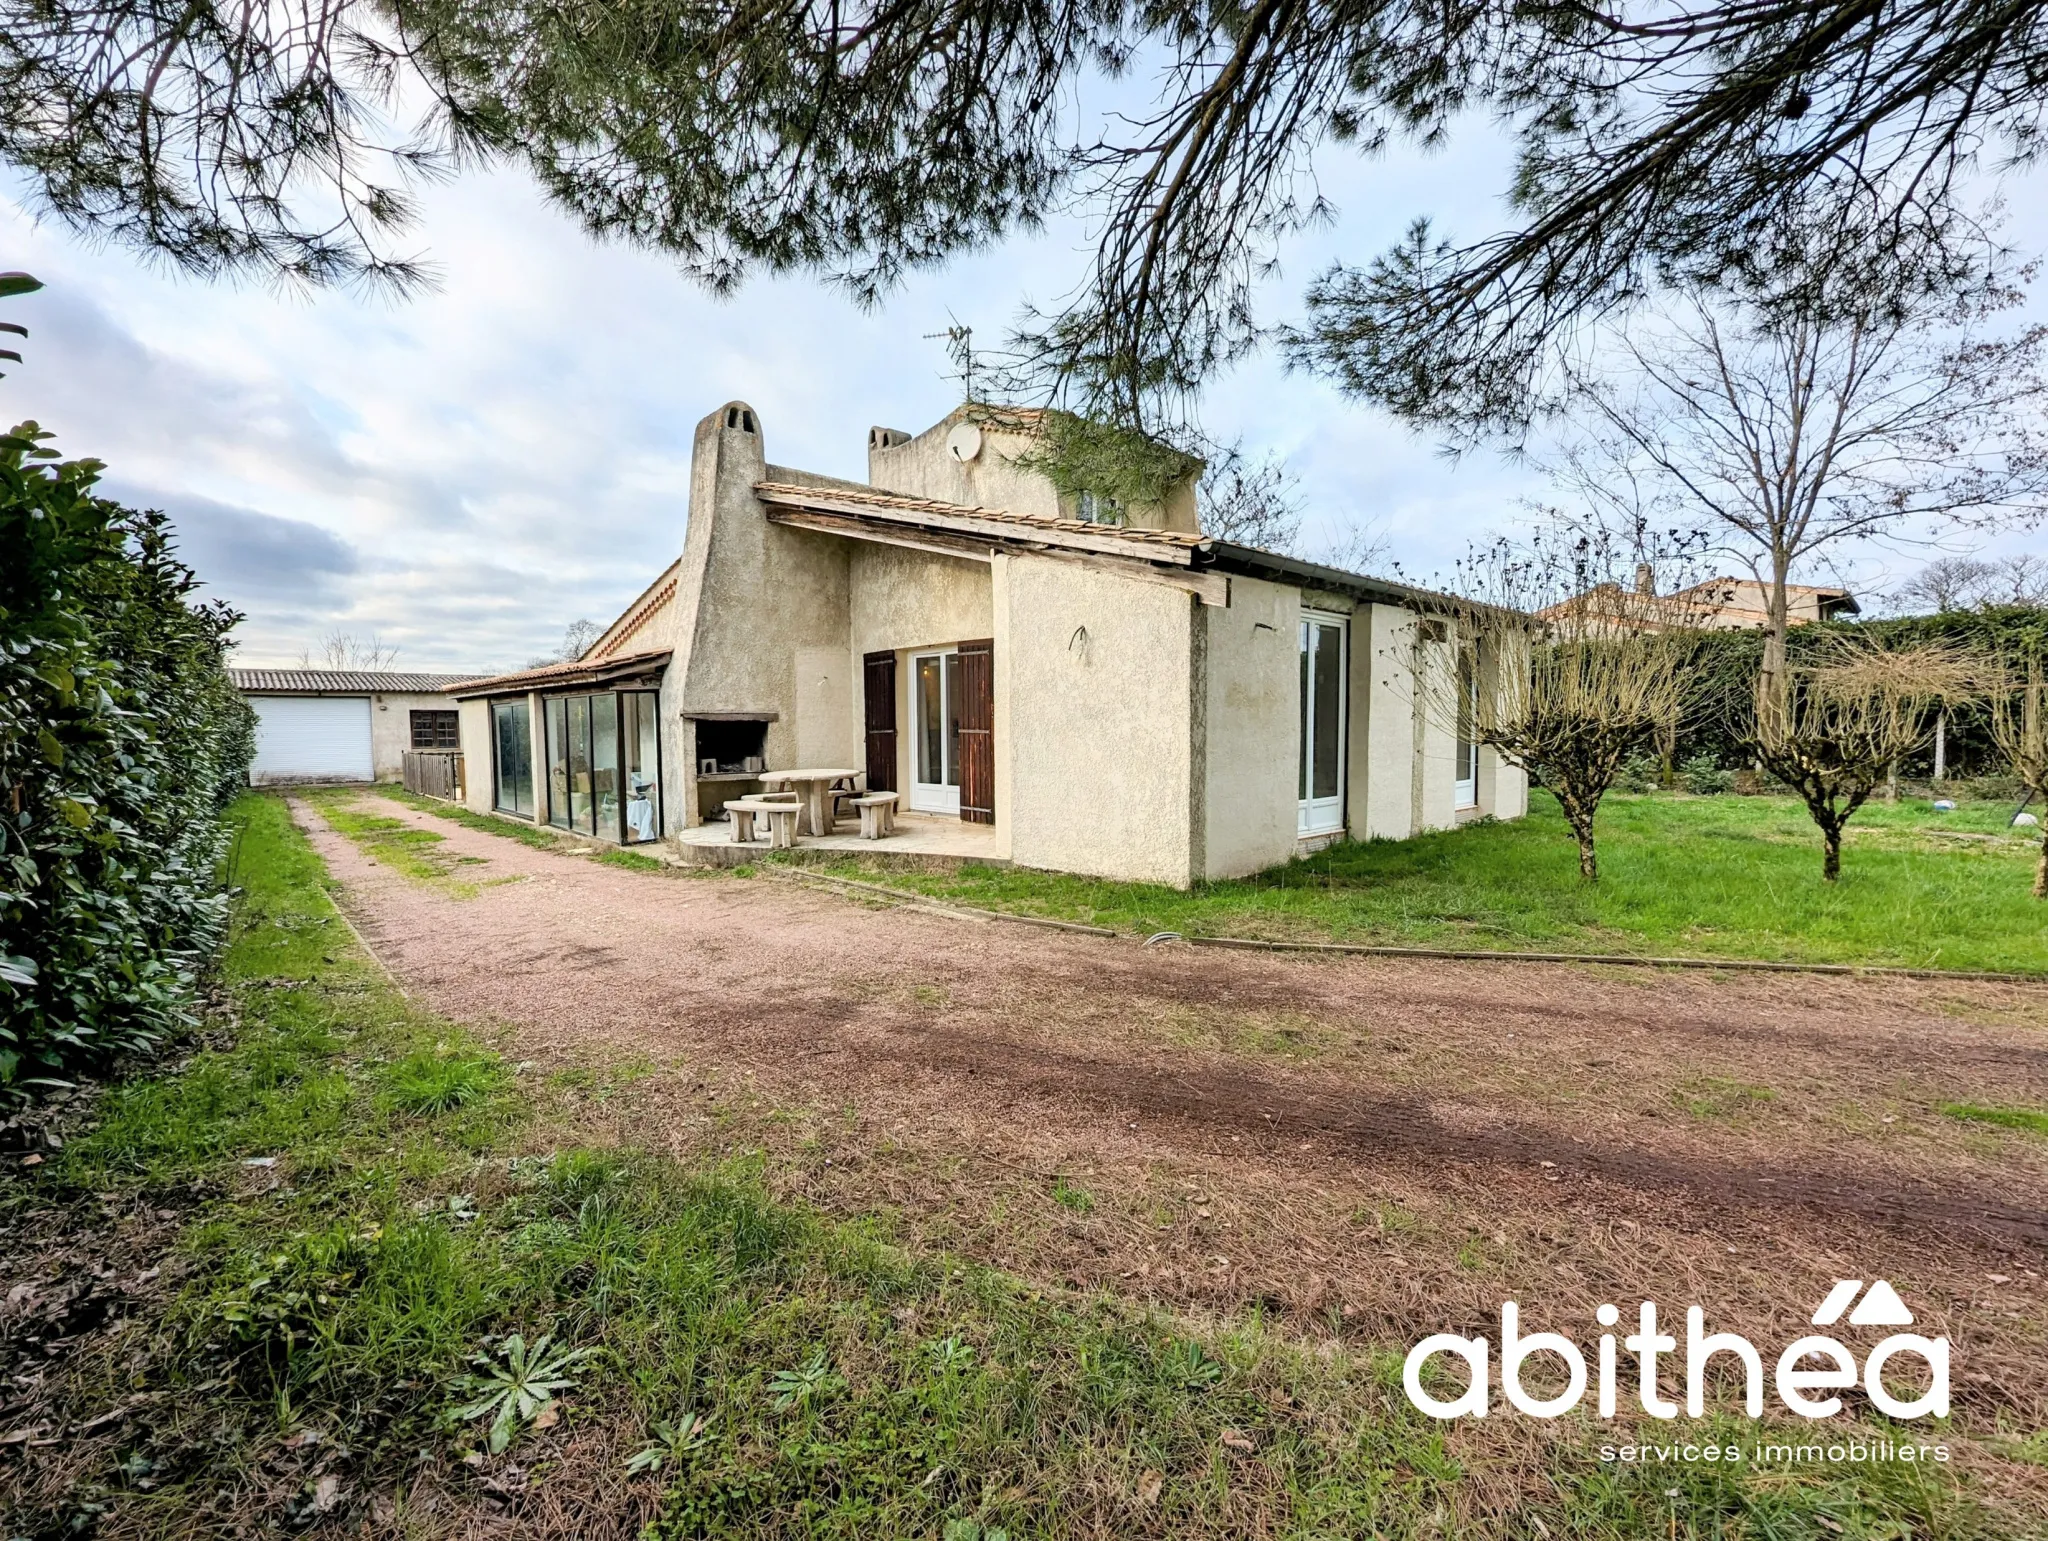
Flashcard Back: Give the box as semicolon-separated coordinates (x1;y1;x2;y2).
863;650;897;792
957;638;994;824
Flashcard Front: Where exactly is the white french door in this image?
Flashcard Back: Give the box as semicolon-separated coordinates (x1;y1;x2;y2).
910;650;962;814
1298;613;1348;835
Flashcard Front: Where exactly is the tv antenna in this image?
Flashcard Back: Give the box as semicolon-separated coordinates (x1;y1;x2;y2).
923;320;977;404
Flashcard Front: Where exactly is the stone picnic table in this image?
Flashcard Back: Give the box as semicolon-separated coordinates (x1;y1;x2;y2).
758;768;861;837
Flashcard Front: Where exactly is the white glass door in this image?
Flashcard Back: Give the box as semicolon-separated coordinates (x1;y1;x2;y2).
911;650;962;814
1298;613;1348;835
1454;645;1479;808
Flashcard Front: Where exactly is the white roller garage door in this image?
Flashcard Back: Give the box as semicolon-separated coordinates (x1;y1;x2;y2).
250;696;374;783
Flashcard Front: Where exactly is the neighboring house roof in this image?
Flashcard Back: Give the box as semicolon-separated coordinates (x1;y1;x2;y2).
1537;576;1860;629
230;668;475;694
445;648;673;699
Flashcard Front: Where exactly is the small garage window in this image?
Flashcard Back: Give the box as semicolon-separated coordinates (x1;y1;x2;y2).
410;709;461;749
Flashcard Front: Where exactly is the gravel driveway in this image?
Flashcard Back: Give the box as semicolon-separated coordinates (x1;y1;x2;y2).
295;793;2048;1421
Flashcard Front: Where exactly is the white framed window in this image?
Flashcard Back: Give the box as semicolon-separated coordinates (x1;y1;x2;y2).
1298;611;1348;835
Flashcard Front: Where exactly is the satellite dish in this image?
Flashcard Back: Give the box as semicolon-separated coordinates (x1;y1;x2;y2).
946;422;984;463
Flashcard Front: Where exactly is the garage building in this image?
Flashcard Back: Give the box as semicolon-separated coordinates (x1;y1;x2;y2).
232;669;476;785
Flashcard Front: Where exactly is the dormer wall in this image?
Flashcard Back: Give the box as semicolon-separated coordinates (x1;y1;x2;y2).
867;405;1201;534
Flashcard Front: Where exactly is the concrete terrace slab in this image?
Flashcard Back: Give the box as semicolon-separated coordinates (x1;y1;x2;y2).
674;810;1005;869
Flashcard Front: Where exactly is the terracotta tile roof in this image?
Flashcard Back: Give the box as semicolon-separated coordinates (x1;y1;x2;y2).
591;575;677;659
444;648;673;697
230;669;475;694
753;480;1207;560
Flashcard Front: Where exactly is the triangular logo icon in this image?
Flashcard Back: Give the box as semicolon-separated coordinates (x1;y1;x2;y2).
1846;1279;1914;1327
1811;1279;1862;1326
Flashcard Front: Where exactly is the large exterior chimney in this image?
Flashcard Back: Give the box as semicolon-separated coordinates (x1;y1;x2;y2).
1634;562;1655;596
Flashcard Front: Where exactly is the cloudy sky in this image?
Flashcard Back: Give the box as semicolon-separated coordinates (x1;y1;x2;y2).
4;102;2044;673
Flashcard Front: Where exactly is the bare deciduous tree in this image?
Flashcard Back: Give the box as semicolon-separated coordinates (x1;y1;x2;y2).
1988;652;2048;898
1451;595;1697;882
1750;638;1979;881
559;618;603;661
1892;555;2001;613
1548;281;2048;726
299;631;399;669
1198;444;1303;553
1435;525;1705;881
1893;552;2048;612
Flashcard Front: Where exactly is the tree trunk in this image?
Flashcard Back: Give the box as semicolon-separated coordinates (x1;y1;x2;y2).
1822;820;1843;882
2035;830;2047;900
1757;560;1793;746
1556;785;1600;883
1658;715;1676;789
1933;712;1947;783
1884;760;1898;804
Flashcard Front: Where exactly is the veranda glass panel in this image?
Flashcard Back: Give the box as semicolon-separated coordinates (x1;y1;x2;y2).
567;695;594;835
546;698;570;829
623;692;661;842
492;701;533;816
590;692;621;841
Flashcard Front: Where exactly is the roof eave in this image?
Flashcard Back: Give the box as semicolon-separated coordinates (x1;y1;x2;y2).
446;650;674;699
1201;543;1484;614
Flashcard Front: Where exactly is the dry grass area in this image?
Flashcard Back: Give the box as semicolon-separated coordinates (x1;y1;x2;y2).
311;794;2048;1506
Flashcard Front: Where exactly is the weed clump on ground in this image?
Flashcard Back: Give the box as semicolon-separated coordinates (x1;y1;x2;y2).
1943;1102;2048;1138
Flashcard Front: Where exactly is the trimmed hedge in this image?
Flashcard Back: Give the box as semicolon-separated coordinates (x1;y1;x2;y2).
1668;610;2046;780
1;423;253;1099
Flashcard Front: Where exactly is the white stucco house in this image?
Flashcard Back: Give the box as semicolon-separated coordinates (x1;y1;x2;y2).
233;669;474;785
446;402;1526;887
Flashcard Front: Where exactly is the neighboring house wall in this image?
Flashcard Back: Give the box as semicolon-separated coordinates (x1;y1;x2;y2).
246;689;456;784
369;693;460;781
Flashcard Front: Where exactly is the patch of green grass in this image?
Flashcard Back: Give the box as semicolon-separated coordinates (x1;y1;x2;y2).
370;783;722;877
372;782;574;851
305;788;484;895
18;792;2026;1540
1050;1177;1095;1214
1671;1075;1776;1120
1942;1102;2048;1137
379;1045;507;1115
596;846;668;871
806;790;2047;973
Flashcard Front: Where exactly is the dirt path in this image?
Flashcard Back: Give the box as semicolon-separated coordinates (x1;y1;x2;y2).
295;794;2048;1419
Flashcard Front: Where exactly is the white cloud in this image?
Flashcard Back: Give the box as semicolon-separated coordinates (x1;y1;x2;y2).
3;115;2043;667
